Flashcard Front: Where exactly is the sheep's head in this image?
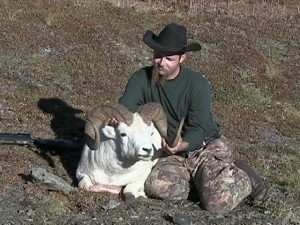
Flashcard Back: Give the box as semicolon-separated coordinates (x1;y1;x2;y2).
84;102;182;160
101;115;160;161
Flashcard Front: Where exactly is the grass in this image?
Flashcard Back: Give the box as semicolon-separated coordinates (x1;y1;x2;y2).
107;0;300;17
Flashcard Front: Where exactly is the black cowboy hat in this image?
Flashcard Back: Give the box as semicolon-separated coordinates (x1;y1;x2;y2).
142;23;201;54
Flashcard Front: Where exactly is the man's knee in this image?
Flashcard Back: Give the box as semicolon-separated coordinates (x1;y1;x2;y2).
145;159;191;201
145;173;190;201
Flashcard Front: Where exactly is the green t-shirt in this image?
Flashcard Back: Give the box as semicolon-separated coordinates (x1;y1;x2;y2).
118;65;221;151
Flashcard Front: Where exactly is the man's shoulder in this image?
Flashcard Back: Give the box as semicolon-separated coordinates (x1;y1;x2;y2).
131;66;153;81
133;66;153;76
181;66;209;84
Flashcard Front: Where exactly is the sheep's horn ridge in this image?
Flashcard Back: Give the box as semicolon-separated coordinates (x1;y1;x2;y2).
84;102;133;150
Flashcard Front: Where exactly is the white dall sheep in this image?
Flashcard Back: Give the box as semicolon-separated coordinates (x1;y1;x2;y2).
76;102;182;198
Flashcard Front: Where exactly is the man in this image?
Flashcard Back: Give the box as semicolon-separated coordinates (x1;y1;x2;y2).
118;23;267;213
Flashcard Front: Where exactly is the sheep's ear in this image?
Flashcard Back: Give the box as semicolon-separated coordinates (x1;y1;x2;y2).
102;126;117;139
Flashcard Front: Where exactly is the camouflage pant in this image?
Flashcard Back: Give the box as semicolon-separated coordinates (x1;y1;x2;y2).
144;136;252;214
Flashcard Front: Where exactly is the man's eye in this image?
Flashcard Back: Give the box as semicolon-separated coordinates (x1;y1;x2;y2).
120;133;127;137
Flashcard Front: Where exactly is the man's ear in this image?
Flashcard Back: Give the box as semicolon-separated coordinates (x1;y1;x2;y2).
179;54;187;63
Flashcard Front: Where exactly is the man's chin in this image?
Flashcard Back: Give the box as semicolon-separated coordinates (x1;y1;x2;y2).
156;69;165;75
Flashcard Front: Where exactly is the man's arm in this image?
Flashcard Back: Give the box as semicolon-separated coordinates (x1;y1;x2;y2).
182;77;214;151
162;137;189;155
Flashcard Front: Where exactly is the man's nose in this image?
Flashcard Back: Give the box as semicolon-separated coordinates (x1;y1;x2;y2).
159;57;166;65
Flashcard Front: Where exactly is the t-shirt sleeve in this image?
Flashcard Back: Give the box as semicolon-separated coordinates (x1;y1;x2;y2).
182;78;213;151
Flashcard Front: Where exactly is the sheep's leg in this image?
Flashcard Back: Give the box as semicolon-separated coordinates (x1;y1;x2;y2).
77;173;122;194
77;174;93;189
88;184;122;194
123;181;147;198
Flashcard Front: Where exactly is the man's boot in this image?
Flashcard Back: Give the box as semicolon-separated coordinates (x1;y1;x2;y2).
235;160;268;201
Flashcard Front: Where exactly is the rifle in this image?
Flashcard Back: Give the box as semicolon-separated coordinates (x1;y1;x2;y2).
0;133;82;150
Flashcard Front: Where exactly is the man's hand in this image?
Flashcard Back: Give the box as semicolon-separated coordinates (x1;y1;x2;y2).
162;138;189;155
105;118;119;127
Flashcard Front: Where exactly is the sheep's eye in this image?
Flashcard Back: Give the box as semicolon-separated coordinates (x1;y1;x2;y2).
120;132;127;137
151;132;154;136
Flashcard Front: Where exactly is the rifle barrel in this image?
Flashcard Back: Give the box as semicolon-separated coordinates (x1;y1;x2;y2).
0;133;82;150
0;133;34;146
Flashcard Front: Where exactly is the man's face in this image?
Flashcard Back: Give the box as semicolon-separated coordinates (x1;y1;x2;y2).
153;51;186;79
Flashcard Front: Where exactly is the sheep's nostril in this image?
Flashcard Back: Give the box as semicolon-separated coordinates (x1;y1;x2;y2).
142;148;152;152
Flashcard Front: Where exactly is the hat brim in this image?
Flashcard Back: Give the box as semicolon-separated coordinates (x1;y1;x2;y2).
143;30;202;53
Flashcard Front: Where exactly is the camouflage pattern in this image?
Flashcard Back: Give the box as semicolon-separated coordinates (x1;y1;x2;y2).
144;136;252;214
189;136;252;213
144;155;191;201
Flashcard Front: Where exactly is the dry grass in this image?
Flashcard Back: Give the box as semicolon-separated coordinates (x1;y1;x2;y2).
105;0;300;17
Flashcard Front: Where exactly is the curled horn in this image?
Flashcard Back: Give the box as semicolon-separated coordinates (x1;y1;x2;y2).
138;102;184;148
84;102;133;150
